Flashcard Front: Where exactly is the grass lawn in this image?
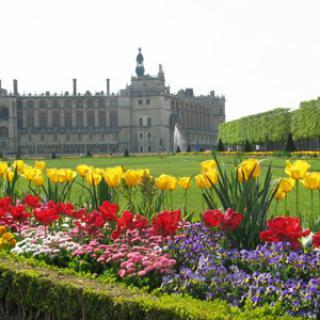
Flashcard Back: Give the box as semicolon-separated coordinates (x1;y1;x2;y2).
18;154;320;219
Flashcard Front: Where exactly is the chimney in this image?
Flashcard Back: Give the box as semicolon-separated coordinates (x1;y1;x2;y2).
106;78;110;96
73;78;77;96
13;79;18;96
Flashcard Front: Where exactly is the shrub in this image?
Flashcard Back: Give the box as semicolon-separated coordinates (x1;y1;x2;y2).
285;133;296;152
124;149;130;157
217;138;225;151
51;152;57;159
186;144;192;152
0;254;299;320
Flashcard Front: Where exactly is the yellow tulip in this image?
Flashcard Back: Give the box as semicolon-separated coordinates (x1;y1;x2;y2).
200;160;217;172
123;170;142;186
0;231;16;249
278;178;295;193
103;170;122;188
205;169;219;185
237;159;260;182
76;164;90;178
35;161;46;171
85;172;102;186
5;169;14;182
178;176;192;189
195;173;211;189
13;160;25;172
65;169;77;182
275;187;286;200
23;167;37;181
32;174;45;187
301;172;320;190
47;168;59;183
285;160;311;180
0;162;8;176
155;174;177;190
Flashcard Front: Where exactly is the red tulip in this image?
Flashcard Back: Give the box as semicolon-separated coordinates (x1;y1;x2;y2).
313;233;320;248
152;210;181;237
99;201;119;222
202;209;224;227
34;208;59;226
24;194;41;208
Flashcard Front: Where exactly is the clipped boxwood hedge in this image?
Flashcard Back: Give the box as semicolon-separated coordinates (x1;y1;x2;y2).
0;255;301;320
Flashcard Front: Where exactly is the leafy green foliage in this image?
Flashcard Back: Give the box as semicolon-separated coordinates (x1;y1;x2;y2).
0;254;301;320
202;154;276;249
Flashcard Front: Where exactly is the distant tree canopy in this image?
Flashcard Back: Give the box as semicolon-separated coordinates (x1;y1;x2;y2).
218;98;320;146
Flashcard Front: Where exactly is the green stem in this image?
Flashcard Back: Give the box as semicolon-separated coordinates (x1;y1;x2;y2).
273;200;278;219
284;195;287;216
296;181;299;216
311;190;314;229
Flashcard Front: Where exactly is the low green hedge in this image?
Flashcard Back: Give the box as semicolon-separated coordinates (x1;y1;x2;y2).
0;255;300;320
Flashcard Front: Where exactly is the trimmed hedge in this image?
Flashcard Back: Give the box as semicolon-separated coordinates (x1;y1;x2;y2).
0;255;301;320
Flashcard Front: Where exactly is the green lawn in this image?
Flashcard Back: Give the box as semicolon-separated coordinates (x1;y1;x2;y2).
18;154;320;218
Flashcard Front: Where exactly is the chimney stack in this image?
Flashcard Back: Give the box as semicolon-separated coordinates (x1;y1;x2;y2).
73;78;77;96
13;79;18;96
106;78;110;96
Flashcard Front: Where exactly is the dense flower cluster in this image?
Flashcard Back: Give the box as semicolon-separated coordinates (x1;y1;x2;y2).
162;223;320;318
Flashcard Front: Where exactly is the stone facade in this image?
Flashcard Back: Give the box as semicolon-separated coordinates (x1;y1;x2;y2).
0;49;225;155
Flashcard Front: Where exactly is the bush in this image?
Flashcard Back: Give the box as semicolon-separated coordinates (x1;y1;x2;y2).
176;146;181;153
87;151;93;157
51;152;57;159
124;149;130;157
244;140;251;152
0;255;297;320
186;144;192;152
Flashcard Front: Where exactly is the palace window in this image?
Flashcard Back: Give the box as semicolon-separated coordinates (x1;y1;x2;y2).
52;111;60;128
64;111;72;127
139;132;144;140
76;112;83;128
138;100;143;105
146;99;150;105
64;99;72;108
76;100;83;108
98;111;106;127
0;107;9;121
87;110;95;127
41;135;44;141
148;146;151;152
52;100;59;108
66;134;70;141
140;146;143;153
26;111;34;128
39;112;47;129
39;100;46;108
139;117;143;127
26;100;34;108
17;110;23;128
147;132;151;140
87;99;95;108
147;117;151;127
98;99;106;108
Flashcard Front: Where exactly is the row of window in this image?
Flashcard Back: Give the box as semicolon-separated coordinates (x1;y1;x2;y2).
25;133;106;142
138;99;151;105
17;99;107;109
139;132;152;140
17;110;112;129
139;116;152;127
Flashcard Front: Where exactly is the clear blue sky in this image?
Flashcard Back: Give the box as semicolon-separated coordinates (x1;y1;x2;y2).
1;0;319;120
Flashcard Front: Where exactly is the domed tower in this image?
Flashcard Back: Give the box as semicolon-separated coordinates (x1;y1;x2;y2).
135;48;145;77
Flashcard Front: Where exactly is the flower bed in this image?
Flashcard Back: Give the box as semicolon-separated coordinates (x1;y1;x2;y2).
0;156;320;318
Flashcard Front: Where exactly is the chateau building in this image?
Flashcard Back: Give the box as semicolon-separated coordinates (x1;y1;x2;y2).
0;49;225;155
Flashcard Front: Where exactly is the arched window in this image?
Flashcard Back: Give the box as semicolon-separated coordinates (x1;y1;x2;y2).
147;117;152;127
0;107;9;121
139;117;143;127
17;110;23;128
